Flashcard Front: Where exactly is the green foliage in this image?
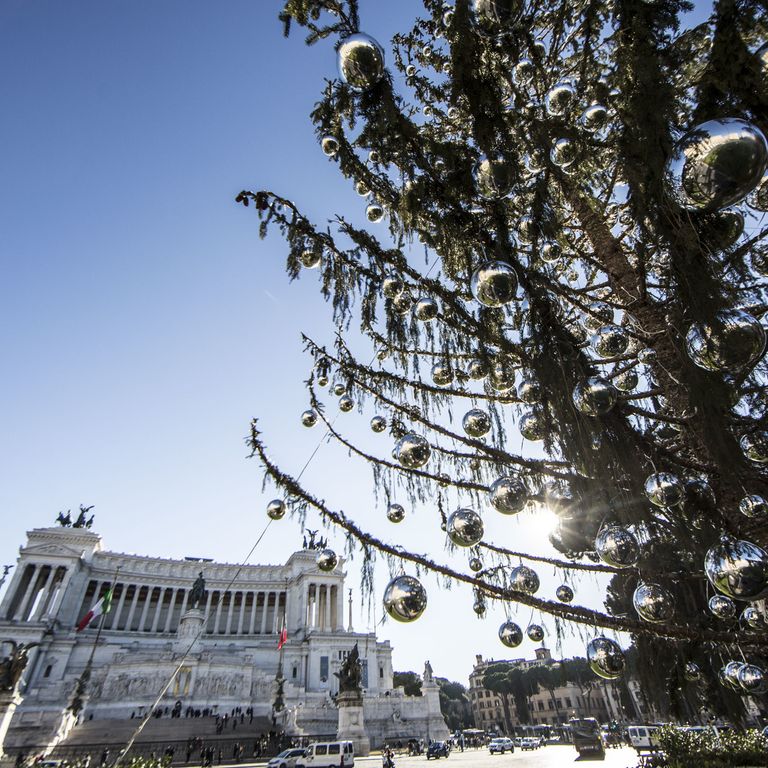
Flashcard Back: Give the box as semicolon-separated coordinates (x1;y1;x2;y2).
646;725;768;768
393;670;422;696
436;677;474;731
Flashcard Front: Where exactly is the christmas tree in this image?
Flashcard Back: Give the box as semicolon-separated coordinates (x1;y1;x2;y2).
239;0;768;719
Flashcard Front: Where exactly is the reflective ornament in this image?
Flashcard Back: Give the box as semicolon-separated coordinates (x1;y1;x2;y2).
317;373;329;388
665;118;768;212
339;395;354;412
719;661;744;692
462;408;492;438
519;411;545;441
705;536;768;601
382;274;405;298
383;574;427;622
394;432;431;469
587;637;625;680
740;605;763;630
613;369;638;392
355;180;371;197
472;0;522;36
591;324;630;357
431;362;454;387
469;557;483;572
581;103;609;132
446;508;484;547
556;584;574;603
366;202;385;223
387;503;406;523
470;261;519;307
572;377;618;416
509;565;540;594
741;430;768;463
708;594;736;619
333;383;346;396
738;663;768;695
595;526;640;569
321;136;339;157
473;155;514;199
370;415;387;433
267;499;286;520
468;360;488;380
337;33;386;92
498;620;523;647
316;548;338;572
685;309;765;373
545;82;577;115
541;241;562;263
301;409;318;428
300;249;322;269
683;661;702;683
518;375;541;404
739;494;768;520
489;475;527;515
527;623;544;642
632;583;675;623
414;296;438;321
584;302;613;330
513;58;535;85
473;598;486;617
488;359;516;392
550;138;577;168
645;472;685;508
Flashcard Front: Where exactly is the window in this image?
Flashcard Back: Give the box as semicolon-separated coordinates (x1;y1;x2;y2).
43;665;52;678
361;659;369;688
548;701;554;710
565;698;572;708
556;699;562;708
328;745;340;755
537;702;544;711
315;746;328;756
379;666;383;679
320;656;329;681
292;666;298;679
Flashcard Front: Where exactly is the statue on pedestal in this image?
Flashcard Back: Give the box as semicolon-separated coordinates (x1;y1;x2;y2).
189;572;206;609
0;641;38;694
335;643;362;694
423;660;433;684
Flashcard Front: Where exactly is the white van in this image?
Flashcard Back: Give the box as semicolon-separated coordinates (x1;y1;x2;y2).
296;741;354;768
627;725;661;753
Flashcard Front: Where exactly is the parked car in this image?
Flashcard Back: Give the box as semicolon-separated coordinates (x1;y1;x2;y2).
570;717;605;758
269;749;307;768
426;741;450;760
520;738;538;751
489;737;515;754
627;725;661;754
513;737;523;748
295;741;354;768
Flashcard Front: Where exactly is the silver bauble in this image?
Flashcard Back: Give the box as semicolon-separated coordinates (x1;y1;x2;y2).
355;180;370;197
513;58;535;85
462;408;492;438
301;409;318;428
517;375;541;404
469;557;483;572
665;118;768;212
572;376;618;416
473;155;514;199
741;430;768;463
614;369;639;392
685;309;765;373
705;536;768;601
540;241;561;263
366;202;385;223
267;499;286;520
591;324;630;357
737;663;768;695
719;661;745;691
414;296;439;321
446;508;484;547
683;661;702;683
383;575;427;622
470;260;519;307
386;503;406;523
488;359;516;392
581;103;609;132
394;433;431;469
370;415;387;433
498;620;523;648
472;0;522;36
337;33;386;92
467;360;488;380
584;302;614;330
382;274;405;299
321;135;339;157
550;138;577;168
587;637;625;680
556;584;574;603
519;411;545;441
545;82;576;115
740;605;763;630
509;565;540;594
595;526;640;569
332;383;346;396
316;548;338;572
489;475;527;515
708;594;736;619
644;472;685;508
431;362;454;387
339;394;354;412
300;249;322;269
739;494;768;520
527;623;545;642
632;583;675;623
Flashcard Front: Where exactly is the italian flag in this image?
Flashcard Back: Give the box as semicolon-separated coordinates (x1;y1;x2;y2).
277;618;288;649
76;587;114;632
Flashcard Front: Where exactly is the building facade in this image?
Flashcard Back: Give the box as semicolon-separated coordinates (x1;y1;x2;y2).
0;526;448;751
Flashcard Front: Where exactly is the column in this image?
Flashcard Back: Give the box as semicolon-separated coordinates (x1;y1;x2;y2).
48;567;73;621
0;565;28;618
225;592;236;634
39;567;65;618
213;592;224;634
273;592;282;633
237;593;246;635
31;567;55;621
336;585;344;630
260;591;270;634
138;587;153;631
13;565;38;620
125;585;141;631
330;585;338;631
248;592;258;635
324;586;331;631
163;589;178;633
179;588;189;616
110;583;129;630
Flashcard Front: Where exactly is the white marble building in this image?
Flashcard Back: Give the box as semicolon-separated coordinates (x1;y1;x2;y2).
0;526;448;750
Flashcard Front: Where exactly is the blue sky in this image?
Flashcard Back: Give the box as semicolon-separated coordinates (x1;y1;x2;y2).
1;1;714;684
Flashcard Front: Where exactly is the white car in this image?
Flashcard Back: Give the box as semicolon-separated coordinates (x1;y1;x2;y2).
268;749;307;768
520;738;538;751
488;738;515;754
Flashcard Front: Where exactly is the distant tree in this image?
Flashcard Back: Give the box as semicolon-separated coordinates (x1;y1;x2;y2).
393;670;422;697
483;662;519;733
436;677;474;731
